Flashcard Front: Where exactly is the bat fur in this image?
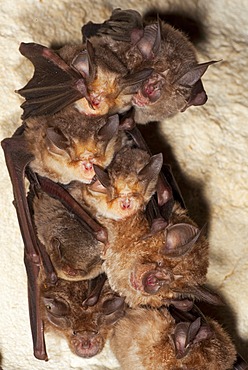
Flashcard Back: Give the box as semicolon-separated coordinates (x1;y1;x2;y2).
110;306;236;369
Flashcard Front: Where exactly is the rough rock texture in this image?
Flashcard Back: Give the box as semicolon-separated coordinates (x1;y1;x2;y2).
0;1;247;369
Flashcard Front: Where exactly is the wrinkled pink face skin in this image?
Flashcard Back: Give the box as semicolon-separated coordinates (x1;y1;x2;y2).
103;221;209;308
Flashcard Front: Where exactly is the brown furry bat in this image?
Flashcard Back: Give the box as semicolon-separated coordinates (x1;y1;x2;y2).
83;8;217;124
24;110;127;184
101;202;217;308
40;275;126;359
110;306;236;369
17;41;152;119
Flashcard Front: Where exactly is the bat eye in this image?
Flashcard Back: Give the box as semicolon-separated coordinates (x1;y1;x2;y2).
43;297;70;317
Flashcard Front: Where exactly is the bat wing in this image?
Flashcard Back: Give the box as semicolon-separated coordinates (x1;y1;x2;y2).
82;8;144;43
17;42;89;119
36;175;108;245
1;133;49;360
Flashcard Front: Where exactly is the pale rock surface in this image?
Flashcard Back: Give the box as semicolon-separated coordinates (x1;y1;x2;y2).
0;0;247;369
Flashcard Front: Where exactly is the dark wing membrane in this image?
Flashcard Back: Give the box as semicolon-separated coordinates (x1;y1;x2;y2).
82;8;144;42
17;43;88;119
1;134;48;360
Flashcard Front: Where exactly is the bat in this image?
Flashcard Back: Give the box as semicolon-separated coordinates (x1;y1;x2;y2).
40;274;126;359
110;305;237;369
24;110;127;184
17;41;153;119
101;199;220;309
83;8;218;124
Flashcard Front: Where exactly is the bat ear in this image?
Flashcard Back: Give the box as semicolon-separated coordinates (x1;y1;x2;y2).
100;296;126;325
43;296;70;316
71;40;96;81
177;60;218;87
97;114;119;143
186;285;223;305
136;19;161;60
161;223;203;257
45;127;70;156
138;153;163;200
172;321;191;359
93;165;111;190
102;296;125;315
121;68;153;93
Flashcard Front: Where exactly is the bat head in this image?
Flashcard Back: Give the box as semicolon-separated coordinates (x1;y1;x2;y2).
132;61;216;124
104;204;220;308
41;278;126;358
87;147;163;220
125;21;218;123
28;113;122;184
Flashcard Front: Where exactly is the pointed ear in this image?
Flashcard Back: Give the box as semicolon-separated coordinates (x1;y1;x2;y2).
93;164;111;189
174;285;223;305
161;223;203;258
121;68;153;93
138;153;163;200
172;322;190;359
71;40;96;81
136;20;161;60
97;114;119;143
45;127;70;156
177;60;218;86
102;296;125;315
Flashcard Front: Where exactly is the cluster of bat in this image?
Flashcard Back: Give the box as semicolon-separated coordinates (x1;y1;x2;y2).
2;8;247;370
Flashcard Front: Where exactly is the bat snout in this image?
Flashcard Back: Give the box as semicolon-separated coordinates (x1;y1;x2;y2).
142;268;173;295
71;330;103;358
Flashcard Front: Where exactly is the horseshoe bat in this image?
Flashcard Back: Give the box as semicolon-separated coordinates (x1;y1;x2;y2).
110;305;236;369
101;198;221;309
24;110;128;184
40;274;126;359
83;8;218;124
17;41;153;119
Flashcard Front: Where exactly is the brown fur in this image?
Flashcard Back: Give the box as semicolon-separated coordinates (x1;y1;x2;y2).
40;277;126;358
24;107;127;184
33;189;103;280
101;203;209;308
110;307;236;369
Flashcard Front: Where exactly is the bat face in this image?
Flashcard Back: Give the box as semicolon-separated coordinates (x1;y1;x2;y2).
40;278;126;358
25;111;124;184
103;204;213;308
83;147;163;220
110;307;236;370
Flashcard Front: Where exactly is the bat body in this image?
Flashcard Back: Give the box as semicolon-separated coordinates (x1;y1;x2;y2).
31;188;103;281
40;275;126;359
110;306;236;369
84;8;217;124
